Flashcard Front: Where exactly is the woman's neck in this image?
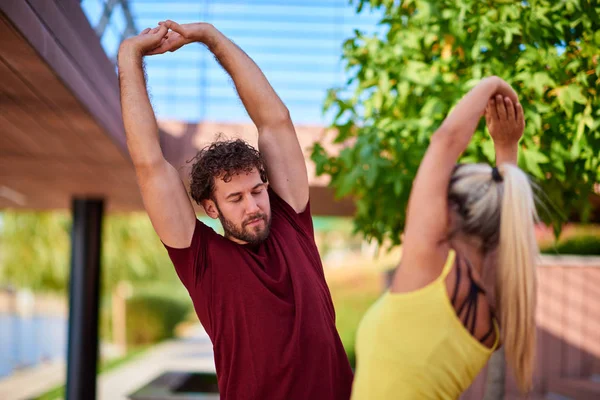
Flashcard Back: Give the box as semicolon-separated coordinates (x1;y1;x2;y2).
450;235;485;278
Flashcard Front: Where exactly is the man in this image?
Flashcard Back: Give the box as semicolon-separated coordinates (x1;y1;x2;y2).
117;21;353;400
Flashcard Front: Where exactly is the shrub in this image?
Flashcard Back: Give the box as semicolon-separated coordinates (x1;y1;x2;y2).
541;234;600;256
126;289;192;346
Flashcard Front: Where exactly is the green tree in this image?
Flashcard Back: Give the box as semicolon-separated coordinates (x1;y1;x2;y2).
0;211;179;293
0;212;70;292
312;0;600;246
102;212;179;291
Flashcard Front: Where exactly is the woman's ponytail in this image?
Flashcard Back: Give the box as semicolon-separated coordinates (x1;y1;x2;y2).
496;163;539;393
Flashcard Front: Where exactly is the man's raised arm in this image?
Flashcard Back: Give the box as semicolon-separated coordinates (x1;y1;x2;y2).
152;21;309;212
118;26;196;247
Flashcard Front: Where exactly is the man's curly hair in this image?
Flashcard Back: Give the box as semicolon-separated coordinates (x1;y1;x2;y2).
189;139;268;204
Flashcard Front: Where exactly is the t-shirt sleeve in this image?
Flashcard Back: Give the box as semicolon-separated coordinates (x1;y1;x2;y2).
162;219;215;290
268;188;314;238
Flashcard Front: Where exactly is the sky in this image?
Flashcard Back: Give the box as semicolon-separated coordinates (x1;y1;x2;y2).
81;0;384;125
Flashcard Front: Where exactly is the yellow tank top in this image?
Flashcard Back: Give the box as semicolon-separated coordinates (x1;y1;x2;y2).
351;250;499;400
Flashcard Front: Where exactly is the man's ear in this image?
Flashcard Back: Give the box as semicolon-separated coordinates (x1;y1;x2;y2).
202;199;219;219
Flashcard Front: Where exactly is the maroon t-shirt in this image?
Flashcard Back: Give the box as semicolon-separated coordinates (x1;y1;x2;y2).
164;189;353;400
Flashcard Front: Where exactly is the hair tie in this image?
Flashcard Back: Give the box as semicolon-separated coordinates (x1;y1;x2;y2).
491;167;503;182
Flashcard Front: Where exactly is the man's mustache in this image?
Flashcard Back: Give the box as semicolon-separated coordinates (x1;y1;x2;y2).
243;213;267;227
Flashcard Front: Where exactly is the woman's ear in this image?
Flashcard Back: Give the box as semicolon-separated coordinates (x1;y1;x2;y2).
447;201;461;229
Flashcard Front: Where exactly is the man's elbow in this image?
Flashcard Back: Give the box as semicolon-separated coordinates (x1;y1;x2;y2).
260;108;292;132
131;155;167;174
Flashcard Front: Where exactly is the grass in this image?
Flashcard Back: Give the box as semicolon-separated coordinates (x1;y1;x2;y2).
326;265;385;368
34;346;151;400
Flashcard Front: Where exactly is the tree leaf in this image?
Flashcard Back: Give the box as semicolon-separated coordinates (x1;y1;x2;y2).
311;0;600;247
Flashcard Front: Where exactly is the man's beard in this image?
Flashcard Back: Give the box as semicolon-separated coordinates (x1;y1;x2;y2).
215;203;271;245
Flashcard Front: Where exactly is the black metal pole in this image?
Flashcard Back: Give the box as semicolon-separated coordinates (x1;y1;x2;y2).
66;198;104;400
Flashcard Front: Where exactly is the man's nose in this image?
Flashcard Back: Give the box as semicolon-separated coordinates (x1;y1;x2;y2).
245;196;260;214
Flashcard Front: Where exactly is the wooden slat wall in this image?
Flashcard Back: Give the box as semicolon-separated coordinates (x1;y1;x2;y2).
583;268;600;374
460;266;600;399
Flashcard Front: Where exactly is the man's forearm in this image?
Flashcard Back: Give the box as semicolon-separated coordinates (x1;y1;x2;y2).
118;50;163;167
201;26;290;129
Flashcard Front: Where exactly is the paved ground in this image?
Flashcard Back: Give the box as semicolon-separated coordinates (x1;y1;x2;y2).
98;325;215;400
0;325;214;400
0;360;65;400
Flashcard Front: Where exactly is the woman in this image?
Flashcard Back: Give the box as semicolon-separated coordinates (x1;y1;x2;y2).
351;77;538;399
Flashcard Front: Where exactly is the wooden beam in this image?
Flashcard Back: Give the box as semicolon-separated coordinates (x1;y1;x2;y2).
0;4;127;155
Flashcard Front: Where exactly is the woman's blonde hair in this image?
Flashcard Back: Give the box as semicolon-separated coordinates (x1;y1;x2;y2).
448;163;538;393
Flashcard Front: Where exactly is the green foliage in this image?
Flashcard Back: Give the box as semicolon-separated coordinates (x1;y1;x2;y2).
328;268;383;369
102;213;179;291
335;288;380;369
125;287;192;346
312;0;600;246
541;234;600;255
0;212;71;291
0;211;181;293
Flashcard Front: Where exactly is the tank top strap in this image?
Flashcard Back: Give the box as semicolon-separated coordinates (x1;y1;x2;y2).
490;318;501;351
439;249;456;281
